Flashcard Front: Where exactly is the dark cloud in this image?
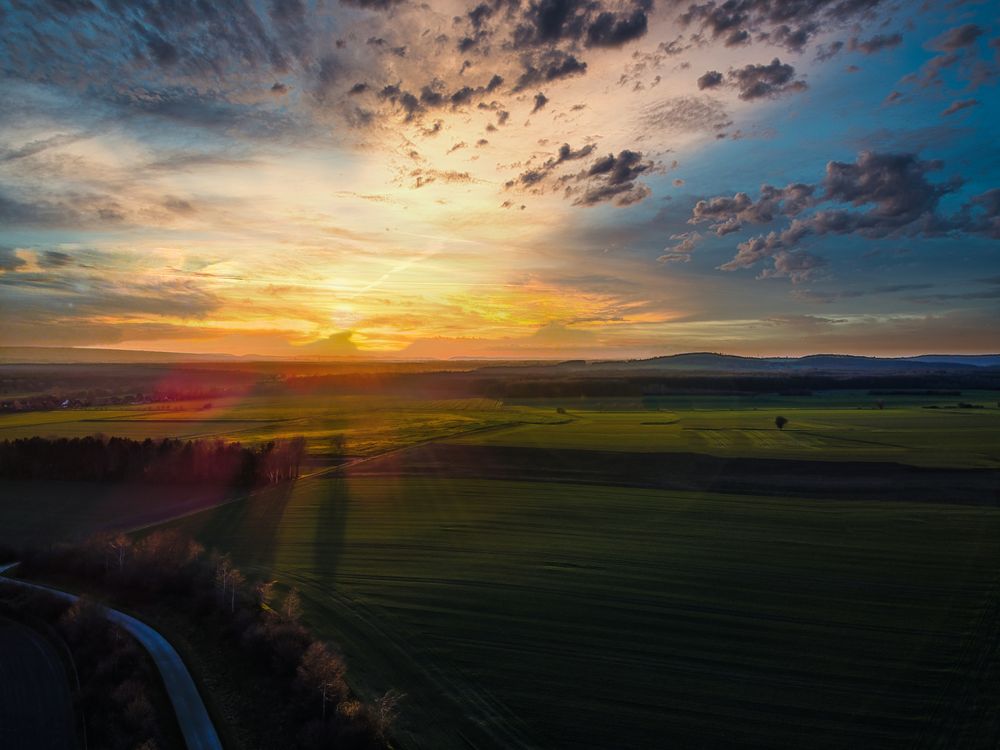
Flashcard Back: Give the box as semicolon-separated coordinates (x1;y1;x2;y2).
40;250;73;267
0;133;87;162
0;247;26;272
727;58;807;100
942;98;980;116
0;273;221;320
696;59;806;101
815;40;844;61
531;92;549;113
571;149;654;206
670;0;887;52
505;143;658;207
960;188;1000;239
506;141;597;188
930;24;984;52
849;33;902;55
692;183;816;236
687;151;994;281
514;50;588;90
585;4;651;48
339;0;406;10
697;70;723;90
0;186;126;229
509;0;651;49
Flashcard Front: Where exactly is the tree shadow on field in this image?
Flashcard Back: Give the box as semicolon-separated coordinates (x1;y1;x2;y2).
312;478;349;582
177;481;296;571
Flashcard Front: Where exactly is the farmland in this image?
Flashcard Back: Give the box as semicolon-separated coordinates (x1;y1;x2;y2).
0;395;559;461
449;395;1000;469
2;389;999;749
158;474;1000;750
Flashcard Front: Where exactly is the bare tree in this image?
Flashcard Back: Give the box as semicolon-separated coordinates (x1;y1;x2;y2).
297;642;346;719
229;569;245;613
282;588;303;622
108;535;131;574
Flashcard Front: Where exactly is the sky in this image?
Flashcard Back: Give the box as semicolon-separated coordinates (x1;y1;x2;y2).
0;0;998;359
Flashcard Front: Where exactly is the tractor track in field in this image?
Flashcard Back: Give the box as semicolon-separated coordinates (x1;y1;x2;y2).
273;568;540;750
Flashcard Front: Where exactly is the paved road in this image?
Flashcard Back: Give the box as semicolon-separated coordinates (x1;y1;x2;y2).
0;563;222;750
0;613;77;749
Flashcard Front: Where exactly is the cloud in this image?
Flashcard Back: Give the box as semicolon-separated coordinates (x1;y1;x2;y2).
531;92;550;114
514;50;588;90
0;132;88;162
571;150;654;206
0;186;126;229
942;98;980;116
506;141;597;188
0;272;221;320
670;0;887;53
687;151;995;280
727;59;808;100
697;70;723;90
929;24;984;51
639;96;731;135
658;231;701;263
757;250;825;283
507;0;651;49
409;169;474;188
696;59;806;101
849;33;902;55
0;247;26;272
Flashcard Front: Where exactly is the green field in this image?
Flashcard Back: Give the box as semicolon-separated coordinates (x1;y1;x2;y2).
154;475;1000;750
0;395;559;460
3;392;999;748
448;399;1000;468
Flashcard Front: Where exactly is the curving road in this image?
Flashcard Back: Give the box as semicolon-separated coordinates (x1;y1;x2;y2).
0;563;222;750
0;614;77;749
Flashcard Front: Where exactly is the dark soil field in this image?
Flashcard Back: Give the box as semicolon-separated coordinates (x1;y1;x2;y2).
347;443;1000;505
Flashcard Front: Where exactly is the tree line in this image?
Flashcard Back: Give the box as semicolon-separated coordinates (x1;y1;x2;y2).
0;588;178;750
0;436;308;485
14;530;395;749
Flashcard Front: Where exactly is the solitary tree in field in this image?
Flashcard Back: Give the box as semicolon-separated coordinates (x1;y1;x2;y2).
775;416;788;430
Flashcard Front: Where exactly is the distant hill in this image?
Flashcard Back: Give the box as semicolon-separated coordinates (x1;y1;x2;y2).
2;347;998;373
0;347;244;364
901;354;1000;367
486;352;1000;376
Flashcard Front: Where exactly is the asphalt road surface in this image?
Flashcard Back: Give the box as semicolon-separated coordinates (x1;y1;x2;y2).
0;564;222;750
0;614;77;749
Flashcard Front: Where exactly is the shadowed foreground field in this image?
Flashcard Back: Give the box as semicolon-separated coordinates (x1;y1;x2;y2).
160;475;1000;750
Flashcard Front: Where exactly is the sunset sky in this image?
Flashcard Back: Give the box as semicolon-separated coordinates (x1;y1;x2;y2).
1;0;998;358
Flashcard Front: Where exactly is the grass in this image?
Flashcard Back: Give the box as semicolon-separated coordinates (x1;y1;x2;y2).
157;474;1000;750
0;395;559;460
447;398;1000;468
4;392;999;748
